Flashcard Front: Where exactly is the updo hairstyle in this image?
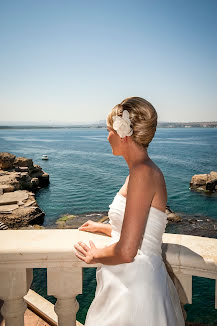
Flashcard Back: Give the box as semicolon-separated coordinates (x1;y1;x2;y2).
107;97;158;149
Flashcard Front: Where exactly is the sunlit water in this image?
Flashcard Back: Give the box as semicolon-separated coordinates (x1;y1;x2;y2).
0;127;216;324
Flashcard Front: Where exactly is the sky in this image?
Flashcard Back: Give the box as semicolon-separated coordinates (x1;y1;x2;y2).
0;0;217;124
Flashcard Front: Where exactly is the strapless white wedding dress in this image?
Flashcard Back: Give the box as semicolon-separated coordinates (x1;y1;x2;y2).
84;192;185;326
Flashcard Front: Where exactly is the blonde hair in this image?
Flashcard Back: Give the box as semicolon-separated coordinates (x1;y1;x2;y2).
107;97;158;149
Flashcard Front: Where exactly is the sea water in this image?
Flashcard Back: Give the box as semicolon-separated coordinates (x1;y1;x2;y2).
0;127;216;324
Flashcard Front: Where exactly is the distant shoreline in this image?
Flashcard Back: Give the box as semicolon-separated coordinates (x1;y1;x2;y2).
0;125;106;129
1;123;217;130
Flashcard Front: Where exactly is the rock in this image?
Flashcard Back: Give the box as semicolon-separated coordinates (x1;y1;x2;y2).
15;166;29;172
24;200;37;207
190;171;217;192
38;172;49;186
31;178;39;187
0;221;8;230
98;215;110;223
0;152;16;170
32;224;45;229
0;190;29;206
14;157;34;170
166;212;217;239
55;215;76;228
30;165;43;178
54;211;109;229
0;154;49;192
54;206;184;230
29;165;49;188
190;174;208;189
18;172;32;190
0;206;45;228
209;171;217;181
164;205;217;238
0;205;19;213
51;205;217;239
0;171;28;191
49;203;217;240
206;171;217;191
165;205;182;222
0;184;15;193
0;190;44;227
19;224;45;230
0;152;49;229
167;213;182;222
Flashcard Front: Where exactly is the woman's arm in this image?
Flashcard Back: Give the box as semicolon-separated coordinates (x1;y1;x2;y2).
74;239;130;265
78;220;112;237
97;222;112;237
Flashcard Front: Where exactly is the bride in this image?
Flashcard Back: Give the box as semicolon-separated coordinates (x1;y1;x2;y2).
74;97;185;325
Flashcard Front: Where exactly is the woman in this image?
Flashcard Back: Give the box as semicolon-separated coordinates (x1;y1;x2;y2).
74;97;185;325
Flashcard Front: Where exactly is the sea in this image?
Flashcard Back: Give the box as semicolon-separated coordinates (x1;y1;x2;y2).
0;127;217;325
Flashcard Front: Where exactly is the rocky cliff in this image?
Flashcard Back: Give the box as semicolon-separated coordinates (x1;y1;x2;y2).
0;152;49;228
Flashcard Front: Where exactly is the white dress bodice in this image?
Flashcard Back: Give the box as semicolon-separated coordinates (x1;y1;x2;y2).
108;192;168;256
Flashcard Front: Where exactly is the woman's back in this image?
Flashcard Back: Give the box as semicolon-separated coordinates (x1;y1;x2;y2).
119;161;167;214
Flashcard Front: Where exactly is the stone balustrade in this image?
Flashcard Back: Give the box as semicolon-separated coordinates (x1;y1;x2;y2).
0;230;217;325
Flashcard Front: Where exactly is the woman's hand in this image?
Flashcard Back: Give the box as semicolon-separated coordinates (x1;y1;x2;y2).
78;220;99;233
74;240;98;264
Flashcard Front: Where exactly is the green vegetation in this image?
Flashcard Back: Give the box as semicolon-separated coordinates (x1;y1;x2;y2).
56;214;76;222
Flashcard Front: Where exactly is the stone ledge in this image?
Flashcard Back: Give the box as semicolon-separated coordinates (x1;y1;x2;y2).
24;289;57;326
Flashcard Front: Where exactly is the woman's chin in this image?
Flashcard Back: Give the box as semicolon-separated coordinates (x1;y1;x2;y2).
112;150;120;156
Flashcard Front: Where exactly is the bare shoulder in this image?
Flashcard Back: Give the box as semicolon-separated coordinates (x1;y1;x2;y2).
128;163;155;192
143;160;167;209
149;161;167;190
120;161;167;210
130;161;160;182
138;160;164;176
129;161;167;209
120;168;151;196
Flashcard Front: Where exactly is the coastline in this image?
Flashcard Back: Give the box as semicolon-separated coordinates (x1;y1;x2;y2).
34;208;217;240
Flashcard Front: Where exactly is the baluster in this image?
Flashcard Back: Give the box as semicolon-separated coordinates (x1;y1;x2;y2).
174;272;192;304
47;267;82;326
0;268;33;326
173;272;192;320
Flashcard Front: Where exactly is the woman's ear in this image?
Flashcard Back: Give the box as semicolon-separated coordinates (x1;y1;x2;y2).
120;136;128;143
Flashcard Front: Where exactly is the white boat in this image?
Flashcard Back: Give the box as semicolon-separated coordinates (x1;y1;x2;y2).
42;155;48;160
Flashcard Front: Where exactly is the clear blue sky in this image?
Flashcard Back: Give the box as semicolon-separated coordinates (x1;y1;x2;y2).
0;0;216;124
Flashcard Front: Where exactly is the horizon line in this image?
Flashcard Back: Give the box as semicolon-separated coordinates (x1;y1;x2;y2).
0;120;217;125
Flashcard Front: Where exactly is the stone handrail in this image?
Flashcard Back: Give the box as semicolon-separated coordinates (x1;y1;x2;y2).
0;230;217;326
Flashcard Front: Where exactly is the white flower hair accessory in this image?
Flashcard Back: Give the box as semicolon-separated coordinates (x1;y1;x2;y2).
112;109;133;138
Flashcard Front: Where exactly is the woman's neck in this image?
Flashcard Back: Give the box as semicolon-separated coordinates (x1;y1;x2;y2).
122;143;150;170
